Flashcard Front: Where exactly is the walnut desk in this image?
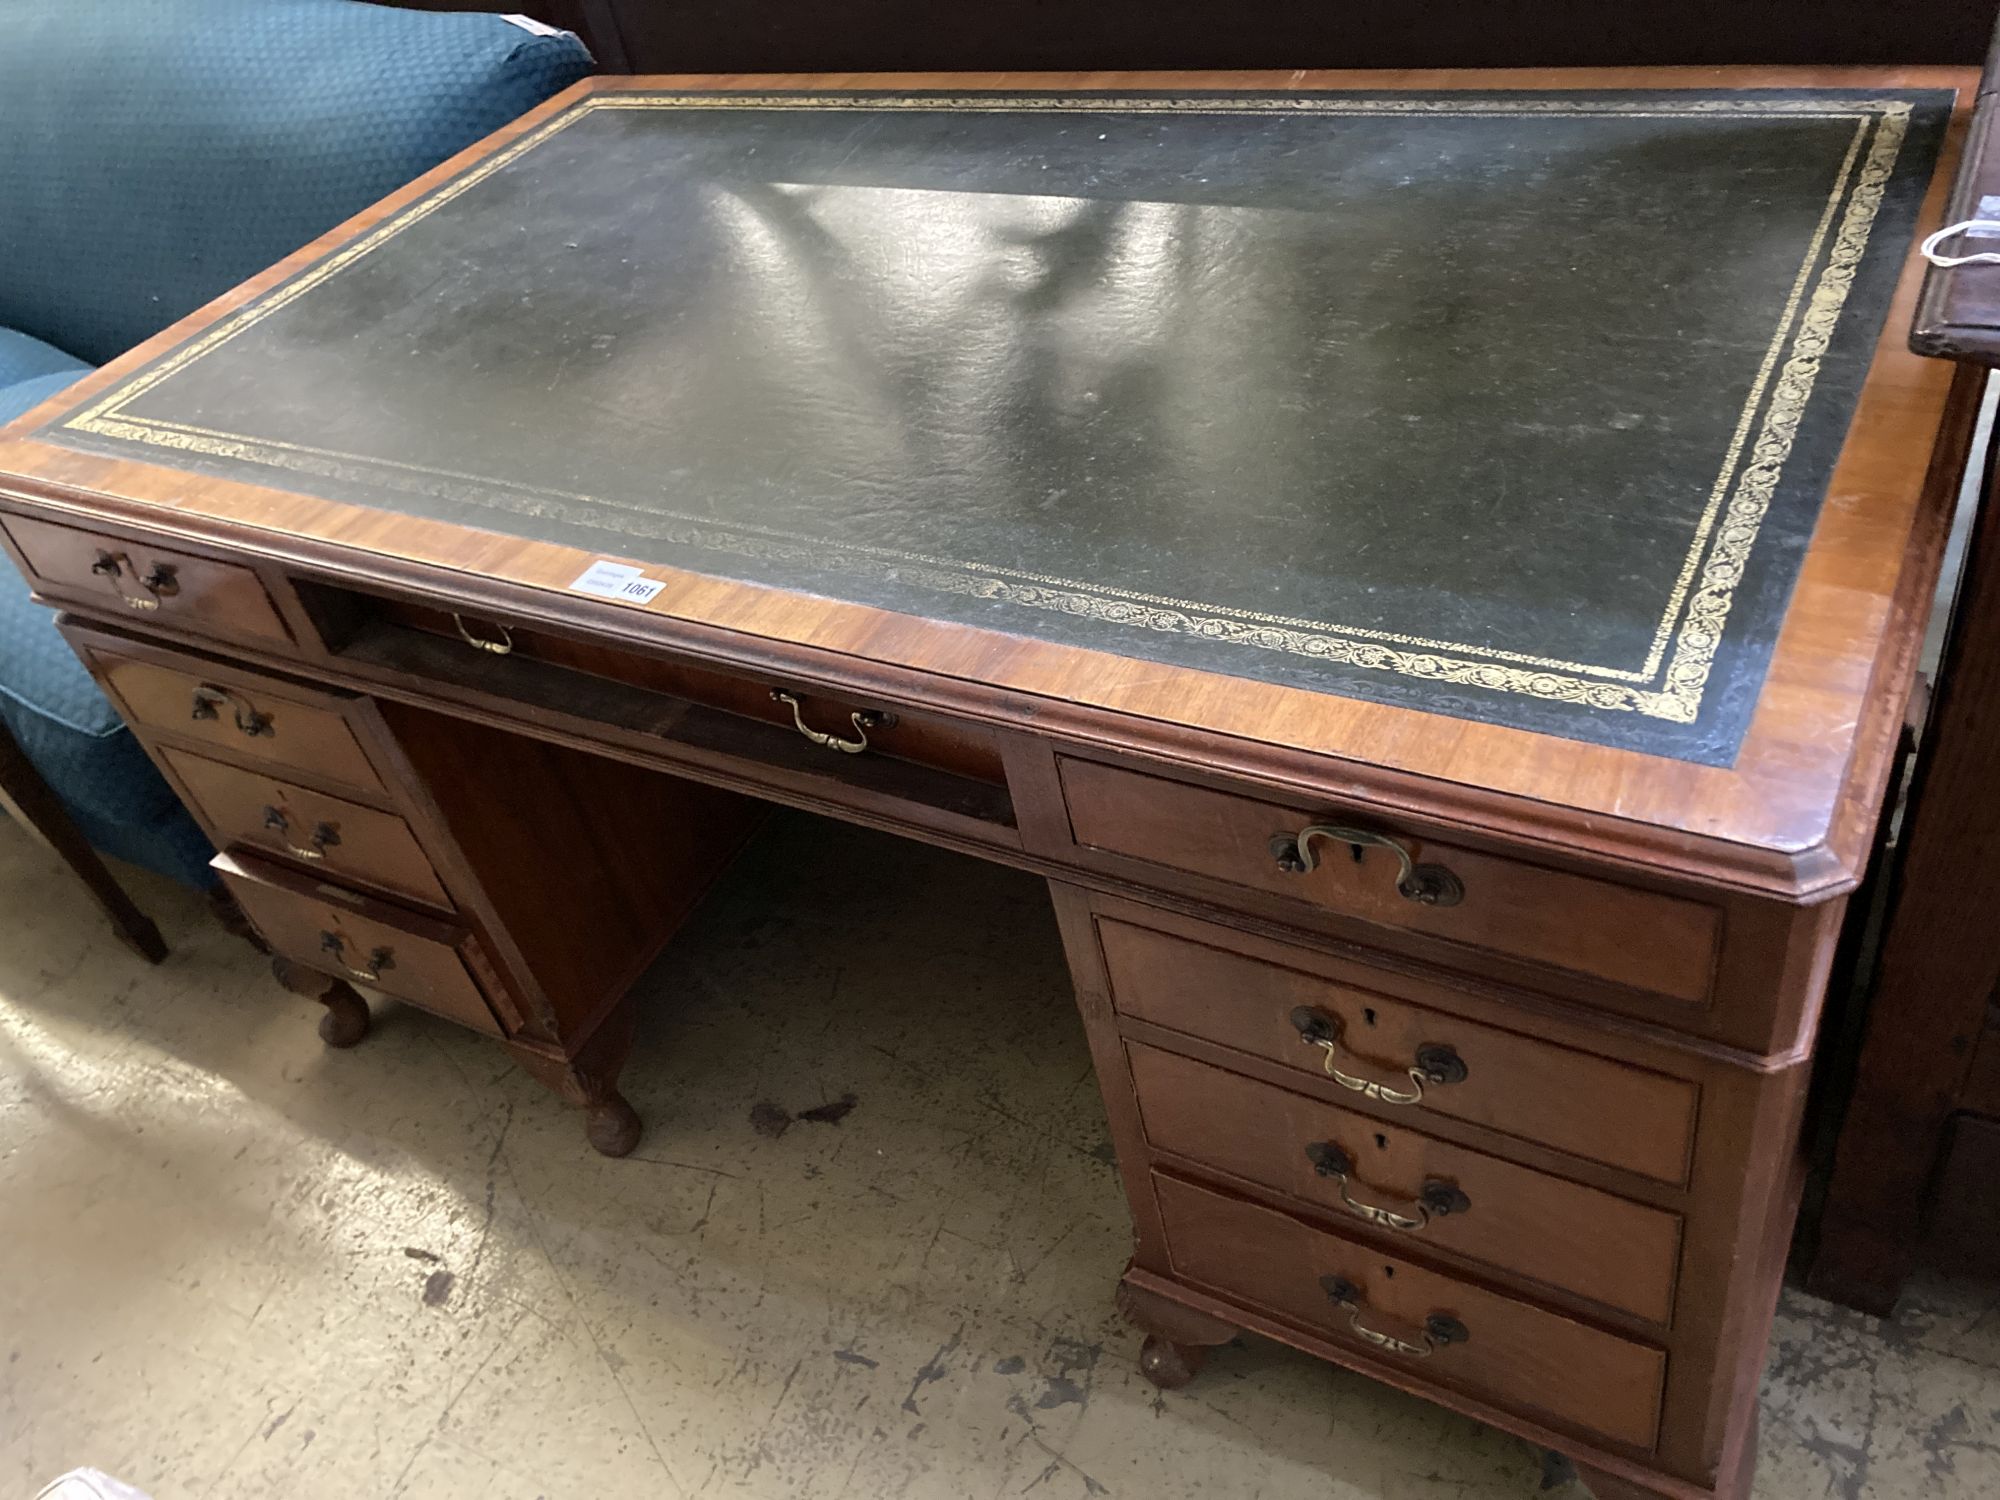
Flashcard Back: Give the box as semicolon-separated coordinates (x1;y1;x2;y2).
0;70;1978;1500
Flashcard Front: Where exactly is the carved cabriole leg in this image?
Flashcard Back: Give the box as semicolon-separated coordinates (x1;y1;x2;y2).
505;1000;642;1158
271;956;372;1048
1116;1276;1239;1391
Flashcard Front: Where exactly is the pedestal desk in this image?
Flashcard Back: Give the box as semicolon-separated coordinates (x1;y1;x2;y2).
0;69;1980;1500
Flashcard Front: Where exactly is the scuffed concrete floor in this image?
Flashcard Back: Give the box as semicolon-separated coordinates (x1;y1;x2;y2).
2;811;1997;1500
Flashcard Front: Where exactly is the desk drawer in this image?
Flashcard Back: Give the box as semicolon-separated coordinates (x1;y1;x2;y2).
5;513;290;644
1128;1043;1681;1324
216;851;504;1037
1100;915;1697;1184
78;644;387;794
372;599;1008;785
1154;1173;1666;1451
1059;756;1720;1005
162;747;449;909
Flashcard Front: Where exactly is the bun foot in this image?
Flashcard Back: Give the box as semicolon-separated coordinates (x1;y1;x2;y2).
1138;1333;1207;1390
1117;1277;1237;1392
316;986;372;1048
271;958;370;1048
507;1003;642;1159
586;1093;642;1157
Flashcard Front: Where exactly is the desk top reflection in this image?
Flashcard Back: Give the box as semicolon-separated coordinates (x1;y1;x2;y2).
0;69;1976;894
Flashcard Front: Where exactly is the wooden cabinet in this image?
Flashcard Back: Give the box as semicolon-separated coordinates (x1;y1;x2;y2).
55;617;765;1157
0;61;1976;1500
1055;877;1819;1493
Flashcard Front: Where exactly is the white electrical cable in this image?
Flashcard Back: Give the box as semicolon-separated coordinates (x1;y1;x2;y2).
1922;219;2000;266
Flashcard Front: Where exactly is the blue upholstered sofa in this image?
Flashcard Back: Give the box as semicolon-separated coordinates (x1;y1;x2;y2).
0;1;590;892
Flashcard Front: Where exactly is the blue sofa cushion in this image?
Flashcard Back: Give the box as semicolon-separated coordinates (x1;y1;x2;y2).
0;340;216;887
0;537;219;889
0;0;592;365
0;333;106;729
0;327;93;432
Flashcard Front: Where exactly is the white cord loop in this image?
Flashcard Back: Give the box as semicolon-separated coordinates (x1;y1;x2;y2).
1922;219;2000;267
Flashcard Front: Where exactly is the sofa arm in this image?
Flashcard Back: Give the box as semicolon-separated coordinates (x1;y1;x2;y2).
0;0;591;367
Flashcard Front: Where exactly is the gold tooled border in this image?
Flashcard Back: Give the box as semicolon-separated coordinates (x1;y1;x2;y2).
58;91;1916;723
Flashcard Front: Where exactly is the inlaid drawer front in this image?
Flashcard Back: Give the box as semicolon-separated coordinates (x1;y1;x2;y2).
84;649;386;794
163;748;449;909
215;852;503;1038
1059;757;1720;1004
4;513;291;644
1128;1043;1682;1323
1101;917;1698;1184
1154;1173;1666;1451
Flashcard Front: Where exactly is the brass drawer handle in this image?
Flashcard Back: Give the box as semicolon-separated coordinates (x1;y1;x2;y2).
189;684;273;738
453;613;514;655
319;931;394;985
1319;1276;1468;1359
90;549;179;611
1289;1006;1467;1105
1269;824;1464;907
771;689;893;755
1304;1142;1471;1231
262;805;341;861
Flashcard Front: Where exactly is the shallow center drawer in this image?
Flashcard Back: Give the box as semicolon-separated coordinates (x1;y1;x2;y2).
1101;915;1698;1184
1155;1173;1665;1451
216;851;504;1038
1129;1043;1682;1323
163;747;449;909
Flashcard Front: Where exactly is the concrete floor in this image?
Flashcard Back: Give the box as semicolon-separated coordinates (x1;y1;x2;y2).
2;812;1997;1500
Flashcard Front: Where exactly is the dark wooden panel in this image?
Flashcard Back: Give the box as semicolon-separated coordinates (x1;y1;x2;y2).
1153;1172;1667;1451
161;747;450;909
217;850;504;1037
1806;437;2000;1315
1963;1004;2000;1116
1098;914;1700;1184
1924;1113;2000;1275
374;698;763;1037
1128;1042;1683;1324
548;2;1989;74
4;512;291;644
1061;756;1722;1004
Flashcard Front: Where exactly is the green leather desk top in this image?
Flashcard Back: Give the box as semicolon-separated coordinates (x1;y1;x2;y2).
43;89;1950;764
